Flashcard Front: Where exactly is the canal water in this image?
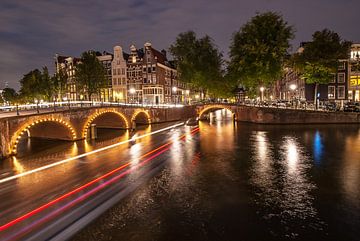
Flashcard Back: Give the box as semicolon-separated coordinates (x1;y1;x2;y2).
2;110;359;241
69;109;359;241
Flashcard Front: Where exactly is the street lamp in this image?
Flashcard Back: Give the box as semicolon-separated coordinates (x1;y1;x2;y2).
129;87;136;104
172;86;177;104
289;84;298;108
259;86;265;101
185;89;190;105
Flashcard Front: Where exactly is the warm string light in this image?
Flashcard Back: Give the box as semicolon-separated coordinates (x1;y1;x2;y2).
198;105;234;119
82;109;129;138
11;118;76;154
131;109;151;124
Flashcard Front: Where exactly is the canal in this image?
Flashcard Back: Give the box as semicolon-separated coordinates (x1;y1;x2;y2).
1;109;359;241
71;109;359;241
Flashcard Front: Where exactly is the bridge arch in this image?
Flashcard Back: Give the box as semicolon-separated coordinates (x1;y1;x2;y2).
198;105;236;120
82;109;129;138
131;109;151;124
10;118;77;155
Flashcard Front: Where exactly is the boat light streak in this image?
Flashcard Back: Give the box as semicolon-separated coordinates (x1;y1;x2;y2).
0;123;185;184
0;127;199;233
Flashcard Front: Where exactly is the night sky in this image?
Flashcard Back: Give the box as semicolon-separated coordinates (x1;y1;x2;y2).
1;0;359;89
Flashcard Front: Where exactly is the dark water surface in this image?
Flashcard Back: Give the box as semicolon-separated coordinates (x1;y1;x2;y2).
67;110;360;241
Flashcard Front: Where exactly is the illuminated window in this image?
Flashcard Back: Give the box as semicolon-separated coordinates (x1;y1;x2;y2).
338;62;345;70
348;91;353;100
328;86;335;99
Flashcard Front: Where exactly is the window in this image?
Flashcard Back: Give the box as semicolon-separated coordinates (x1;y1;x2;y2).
338;86;345;99
328;86;335;99
338;62;345;70
338;73;345;83
330;74;336;83
348;91;353;100
122;68;125;75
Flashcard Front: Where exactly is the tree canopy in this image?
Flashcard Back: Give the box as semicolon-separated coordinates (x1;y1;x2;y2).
292;29;351;81
292;29;351;102
75;51;107;100
52;69;68;101
19;67;55;102
229;12;294;92
169;31;230;97
2;88;18;103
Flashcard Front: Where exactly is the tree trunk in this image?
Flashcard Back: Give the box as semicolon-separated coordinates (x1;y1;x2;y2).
314;83;318;106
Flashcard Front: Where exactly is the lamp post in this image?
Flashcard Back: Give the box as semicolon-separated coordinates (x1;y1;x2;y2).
289;84;297;108
172;86;177;105
129;87;136;104
34;99;39;113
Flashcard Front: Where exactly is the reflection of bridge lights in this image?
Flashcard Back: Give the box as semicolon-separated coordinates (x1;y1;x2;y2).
286;139;298;173
256;132;267;161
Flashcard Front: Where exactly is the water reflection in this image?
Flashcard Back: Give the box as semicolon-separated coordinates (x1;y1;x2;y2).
313;131;323;165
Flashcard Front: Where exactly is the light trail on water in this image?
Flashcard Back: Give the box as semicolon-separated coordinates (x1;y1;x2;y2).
0;123;185;184
0;127;199;238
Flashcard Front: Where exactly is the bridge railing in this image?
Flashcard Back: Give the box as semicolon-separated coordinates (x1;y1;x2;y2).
0;101;186;117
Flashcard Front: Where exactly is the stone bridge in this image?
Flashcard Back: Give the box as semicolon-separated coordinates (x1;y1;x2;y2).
1;104;360;159
0;106;196;158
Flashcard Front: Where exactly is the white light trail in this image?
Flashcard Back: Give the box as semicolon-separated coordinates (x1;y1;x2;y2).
0;122;184;184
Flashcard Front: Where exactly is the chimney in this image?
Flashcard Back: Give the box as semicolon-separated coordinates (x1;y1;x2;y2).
161;49;167;58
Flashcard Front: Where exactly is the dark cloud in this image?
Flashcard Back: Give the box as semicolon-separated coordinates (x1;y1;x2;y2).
0;0;359;89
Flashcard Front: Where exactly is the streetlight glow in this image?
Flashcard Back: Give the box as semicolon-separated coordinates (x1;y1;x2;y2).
172;86;177;92
290;84;297;91
129;88;136;94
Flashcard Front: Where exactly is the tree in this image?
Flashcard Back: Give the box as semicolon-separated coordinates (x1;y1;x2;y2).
2;88;18;103
75;51;107;100
229;12;294;94
52;70;68;101
292;29;351;103
41;66;55;101
19;67;54;102
169;31;229;97
19;69;43;101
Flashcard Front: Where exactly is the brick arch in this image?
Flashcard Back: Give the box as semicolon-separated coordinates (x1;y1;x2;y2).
131;109;151;124
198;105;236;120
82;109;129;138
10;118;77;155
